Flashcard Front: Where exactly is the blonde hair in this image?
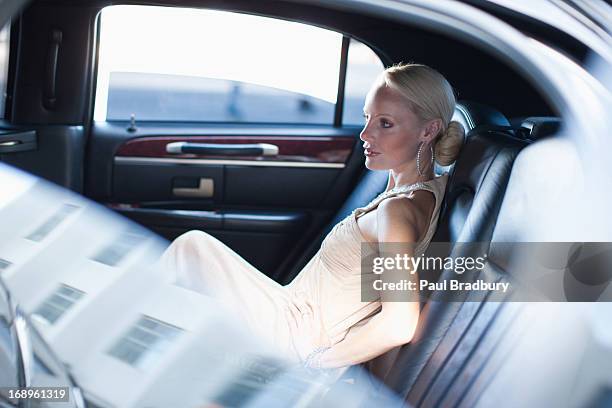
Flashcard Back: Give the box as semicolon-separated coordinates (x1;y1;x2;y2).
382;63;465;166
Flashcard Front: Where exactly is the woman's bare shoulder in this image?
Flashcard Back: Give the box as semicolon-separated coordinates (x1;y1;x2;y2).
376;192;434;243
376;196;419;243
379;191;434;220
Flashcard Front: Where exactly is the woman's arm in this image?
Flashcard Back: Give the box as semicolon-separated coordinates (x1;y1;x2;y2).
315;302;419;368
315;196;423;368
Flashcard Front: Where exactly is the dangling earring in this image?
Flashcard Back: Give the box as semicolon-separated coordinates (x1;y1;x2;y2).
429;145;436;164
431;144;436;169
416;142;424;176
416;142;435;177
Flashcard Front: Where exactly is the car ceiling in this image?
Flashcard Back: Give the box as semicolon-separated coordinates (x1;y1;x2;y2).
18;0;590;119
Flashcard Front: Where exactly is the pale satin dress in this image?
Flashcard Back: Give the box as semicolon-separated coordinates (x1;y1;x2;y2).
159;174;448;366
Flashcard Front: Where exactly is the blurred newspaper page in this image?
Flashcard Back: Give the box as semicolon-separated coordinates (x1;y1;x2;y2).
0;162;404;408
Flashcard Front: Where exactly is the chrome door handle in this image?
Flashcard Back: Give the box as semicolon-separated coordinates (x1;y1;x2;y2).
166;142;279;156
0;130;37;153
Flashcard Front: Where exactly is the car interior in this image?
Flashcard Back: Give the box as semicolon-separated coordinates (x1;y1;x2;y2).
0;0;593;406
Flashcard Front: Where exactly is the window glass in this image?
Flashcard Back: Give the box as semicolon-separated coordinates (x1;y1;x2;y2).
342;39;385;126
0;23;10;119
95;6;343;124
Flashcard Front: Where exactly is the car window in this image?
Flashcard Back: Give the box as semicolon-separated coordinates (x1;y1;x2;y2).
0;24;10;119
342;38;385;126
94;5;383;126
95;6;342;125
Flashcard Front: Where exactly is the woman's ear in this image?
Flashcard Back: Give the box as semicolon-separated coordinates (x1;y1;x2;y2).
420;119;443;142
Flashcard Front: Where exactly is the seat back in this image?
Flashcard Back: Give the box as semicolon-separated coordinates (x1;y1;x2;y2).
366;113;527;394
382;135;577;407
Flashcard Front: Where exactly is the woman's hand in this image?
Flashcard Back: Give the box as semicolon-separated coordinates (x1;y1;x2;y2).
286;297;332;363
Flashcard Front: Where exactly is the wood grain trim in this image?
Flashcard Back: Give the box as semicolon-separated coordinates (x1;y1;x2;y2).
115;135;355;164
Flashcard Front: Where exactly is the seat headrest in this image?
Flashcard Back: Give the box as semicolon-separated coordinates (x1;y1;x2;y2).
517;117;562;140
453;101;512;132
436;101;514;175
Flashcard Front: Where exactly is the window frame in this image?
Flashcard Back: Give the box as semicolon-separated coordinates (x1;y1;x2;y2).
0;20;13;120
91;6;389;128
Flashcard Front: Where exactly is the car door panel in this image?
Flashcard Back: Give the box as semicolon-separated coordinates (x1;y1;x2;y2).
113;207;307;233
111;133;352;206
87;123;364;277
0;122;85;192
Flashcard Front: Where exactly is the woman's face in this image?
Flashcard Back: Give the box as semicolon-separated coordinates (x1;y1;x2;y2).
360;81;428;171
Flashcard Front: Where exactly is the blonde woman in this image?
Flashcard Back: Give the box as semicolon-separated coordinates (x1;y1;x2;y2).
160;63;465;370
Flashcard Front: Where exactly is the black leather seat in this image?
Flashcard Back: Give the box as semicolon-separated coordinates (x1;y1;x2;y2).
380;132;575;406
351;107;528;402
432;124;525;245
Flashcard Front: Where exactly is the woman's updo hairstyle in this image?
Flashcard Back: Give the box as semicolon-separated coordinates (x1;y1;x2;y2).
382;63;465;166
